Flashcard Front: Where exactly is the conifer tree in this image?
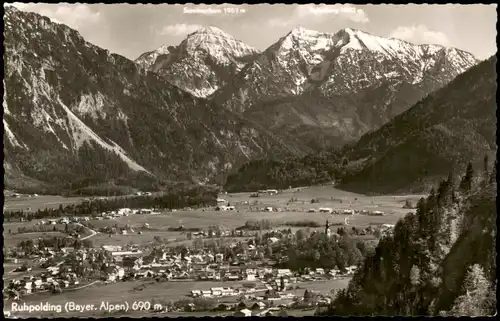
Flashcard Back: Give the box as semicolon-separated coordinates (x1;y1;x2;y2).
489;159;496;184
459;162;474;193
450;264;495;316
483;155;489;177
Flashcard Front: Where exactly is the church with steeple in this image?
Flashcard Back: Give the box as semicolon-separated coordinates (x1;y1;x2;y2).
325;220;331;237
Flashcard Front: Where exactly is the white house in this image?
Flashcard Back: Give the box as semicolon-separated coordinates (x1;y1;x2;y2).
215;253;224;263
190;290;201;297
246;273;256;281
216;205;235;211
315;268;325;275
277;269;292;277
319;208;333;214
234;308;252;317
268;237;279;244
102;245;123;252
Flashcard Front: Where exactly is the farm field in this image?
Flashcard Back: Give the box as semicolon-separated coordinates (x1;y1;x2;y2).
286;277;352;296
3;195;87;211
4;185;421;250
88;185;422;231
88;231;187;248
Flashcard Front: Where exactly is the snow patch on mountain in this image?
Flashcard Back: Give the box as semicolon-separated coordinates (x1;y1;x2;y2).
58;97;150;173
3;119;28;149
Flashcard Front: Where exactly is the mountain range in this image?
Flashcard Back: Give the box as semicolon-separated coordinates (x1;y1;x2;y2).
2;6;485;194
139;26;477;149
224;56;497;194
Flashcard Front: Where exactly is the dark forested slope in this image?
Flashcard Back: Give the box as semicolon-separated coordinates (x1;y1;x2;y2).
320;163;497;316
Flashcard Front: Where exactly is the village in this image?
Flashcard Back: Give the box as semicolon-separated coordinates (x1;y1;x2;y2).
3;186;413;317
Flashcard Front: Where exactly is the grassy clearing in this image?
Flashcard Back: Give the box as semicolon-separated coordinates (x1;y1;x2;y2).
4;186;422;249
3;231;67;249
89;231;187;248
288;278;352;295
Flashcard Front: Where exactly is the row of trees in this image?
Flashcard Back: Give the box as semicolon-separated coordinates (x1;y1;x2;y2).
279;231;372;271
4;185;218;222
16;236;93;255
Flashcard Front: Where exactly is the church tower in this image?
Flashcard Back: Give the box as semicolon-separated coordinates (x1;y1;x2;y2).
325;220;331;237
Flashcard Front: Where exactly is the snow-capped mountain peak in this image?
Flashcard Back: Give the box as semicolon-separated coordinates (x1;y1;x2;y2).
135;26;259;98
181;26;258;59
187;25;232;38
289;26;320;37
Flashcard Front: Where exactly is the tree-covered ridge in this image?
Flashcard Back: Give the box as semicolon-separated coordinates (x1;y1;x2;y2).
224;56;497;194
320;161;497;316
224;150;344;192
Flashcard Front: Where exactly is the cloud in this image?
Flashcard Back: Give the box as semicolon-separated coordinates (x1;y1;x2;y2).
9;3;101;29
268;4;369;28
158;23;204;36
389;25;450;46
8;2;29;10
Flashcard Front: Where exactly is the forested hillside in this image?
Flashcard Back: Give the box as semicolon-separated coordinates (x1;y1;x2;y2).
320;161;497;316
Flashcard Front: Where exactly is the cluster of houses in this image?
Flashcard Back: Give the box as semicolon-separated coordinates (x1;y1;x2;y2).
7;192;38;198
135;191;153;196
5;255;85;298
307;208;385;216
37;216;91;226
186;265;357;300
90;207;162;220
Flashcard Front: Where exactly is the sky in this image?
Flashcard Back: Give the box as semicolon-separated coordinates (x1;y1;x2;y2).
8;3;498;60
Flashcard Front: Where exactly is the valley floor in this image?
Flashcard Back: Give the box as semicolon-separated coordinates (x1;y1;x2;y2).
3;185;425;318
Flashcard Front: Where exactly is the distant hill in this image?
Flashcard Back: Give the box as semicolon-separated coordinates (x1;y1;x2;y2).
225;56;497;194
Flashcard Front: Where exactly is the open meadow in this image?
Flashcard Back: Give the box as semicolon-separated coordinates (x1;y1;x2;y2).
3;231;67;249
3;195;87;211
3;185;423;250
88;185;423;231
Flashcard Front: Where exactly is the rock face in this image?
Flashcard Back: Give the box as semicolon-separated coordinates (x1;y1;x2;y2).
3;7;305;194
